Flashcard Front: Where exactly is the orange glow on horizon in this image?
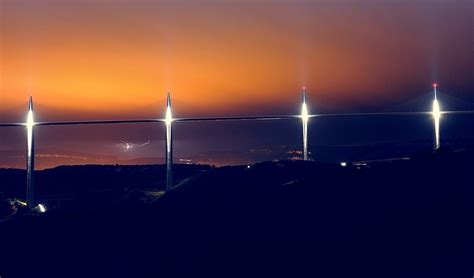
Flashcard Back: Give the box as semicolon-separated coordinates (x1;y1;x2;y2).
1;1;472;120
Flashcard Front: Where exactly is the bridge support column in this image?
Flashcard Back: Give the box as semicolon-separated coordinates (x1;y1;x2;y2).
26;96;36;208
432;84;441;151
165;93;173;190
301;88;309;161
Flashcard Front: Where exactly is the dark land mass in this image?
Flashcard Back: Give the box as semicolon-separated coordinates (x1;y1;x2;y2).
0;148;473;277
0;164;212;210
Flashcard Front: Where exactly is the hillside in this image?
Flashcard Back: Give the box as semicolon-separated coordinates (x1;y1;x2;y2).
0;150;473;277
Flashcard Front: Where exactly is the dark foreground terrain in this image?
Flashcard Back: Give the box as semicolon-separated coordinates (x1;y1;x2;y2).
0;149;473;277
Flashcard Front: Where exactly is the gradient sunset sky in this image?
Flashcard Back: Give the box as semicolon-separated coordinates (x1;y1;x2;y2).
1;0;472;121
0;0;473;168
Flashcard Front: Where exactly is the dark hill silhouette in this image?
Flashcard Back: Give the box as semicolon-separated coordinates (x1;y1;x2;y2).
0;149;473;277
0;164;211;200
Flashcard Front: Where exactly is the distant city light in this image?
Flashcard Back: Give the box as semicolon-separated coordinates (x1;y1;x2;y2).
16;200;27;206
38;203;46;213
340;162;347;167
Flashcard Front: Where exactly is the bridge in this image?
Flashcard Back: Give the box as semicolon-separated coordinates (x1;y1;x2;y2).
1;84;473;209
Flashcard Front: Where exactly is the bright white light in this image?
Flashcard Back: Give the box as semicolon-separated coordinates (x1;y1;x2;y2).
26;109;35;157
26;109;35;129
38;203;46;213
301;102;309;122
432;98;441;150
340;162;347;167
247;165;251;169
165;105;173;126
300;90;309;161
432;99;441;119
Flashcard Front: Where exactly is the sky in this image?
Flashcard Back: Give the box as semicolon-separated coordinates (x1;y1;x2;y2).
0;0;473;167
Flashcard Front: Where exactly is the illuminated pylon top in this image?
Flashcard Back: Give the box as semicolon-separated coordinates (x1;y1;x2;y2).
26;96;35;129
28;95;34;111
